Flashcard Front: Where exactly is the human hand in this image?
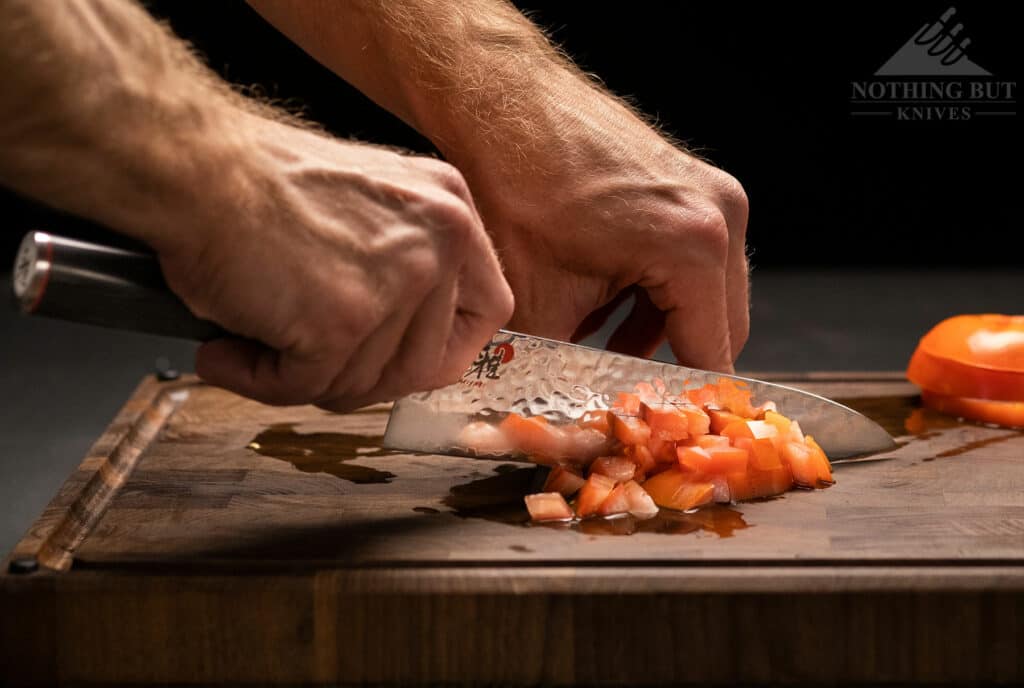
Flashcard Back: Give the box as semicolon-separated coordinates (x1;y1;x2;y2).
153;116;513;410
450;75;749;373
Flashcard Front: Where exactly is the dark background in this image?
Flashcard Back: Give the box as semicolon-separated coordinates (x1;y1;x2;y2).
1;2;1020;556
2;0;1020;265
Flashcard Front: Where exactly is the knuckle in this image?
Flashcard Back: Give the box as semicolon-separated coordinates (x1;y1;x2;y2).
400;245;442;293
420;157;473;200
710;170;750;232
685;205;730;261
431;196;478;246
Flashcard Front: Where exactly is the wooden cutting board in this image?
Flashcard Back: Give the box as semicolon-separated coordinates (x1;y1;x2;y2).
2;372;1022;686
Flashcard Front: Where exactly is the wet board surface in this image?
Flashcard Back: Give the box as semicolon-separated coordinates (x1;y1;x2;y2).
2;373;1022;686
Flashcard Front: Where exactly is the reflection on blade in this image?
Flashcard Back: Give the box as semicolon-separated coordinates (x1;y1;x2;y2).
383;330;896;460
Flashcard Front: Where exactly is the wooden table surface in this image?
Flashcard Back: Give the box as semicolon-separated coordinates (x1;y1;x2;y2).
2;373;1022;686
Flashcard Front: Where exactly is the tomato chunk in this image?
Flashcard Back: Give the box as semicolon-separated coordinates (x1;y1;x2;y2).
524;493;574;522
780;440;831;488
708;409;746;435
625;444;657;479
578;409;613;435
642;402;690;441
456;421;512;456
576;473;617;517
499;414;567;463
611;413;652;446
749;438;783;471
542;465;586;497
596;482;631;517
642;468;715;511
591;455;637;483
622;480;659;518
695;434;731;449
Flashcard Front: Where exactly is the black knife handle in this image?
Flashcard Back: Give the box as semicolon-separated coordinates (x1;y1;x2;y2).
11;231;226;341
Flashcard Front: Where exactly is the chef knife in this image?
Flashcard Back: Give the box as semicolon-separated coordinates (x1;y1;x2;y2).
11;230;896;459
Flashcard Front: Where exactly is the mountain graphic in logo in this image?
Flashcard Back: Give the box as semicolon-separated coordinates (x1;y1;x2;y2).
876;7;991;76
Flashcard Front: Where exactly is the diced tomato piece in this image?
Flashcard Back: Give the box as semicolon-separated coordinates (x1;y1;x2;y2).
708;409;745;435
707;445;750;473
648;436;679;464
456;421;513;456
804;435;835;485
747;465;794;498
747;420;779;440
611;413;651;446
596;483;631;517
632;381;663;404
732;437;754;452
695;434;731;449
681;404;711;435
524;493;574;522
787;420;805;443
590;455;637;483
725;471;754;501
576;473;617;517
622;480;659;519
709;475;732;503
499;414;567;463
677;445;749;475
577;410;612;436
642;402;690;441
613;392;642;416
642;468;715;511
625;444;657;479
542;465;586;497
749;437;783;471
780;441;827;487
686;383;719;408
720;420;755;443
763;410;792;435
716;379;760;419
561;425;613;463
677;445;712;473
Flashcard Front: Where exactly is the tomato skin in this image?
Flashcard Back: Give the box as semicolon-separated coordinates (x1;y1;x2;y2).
921;390;1024;429
907;314;1024;403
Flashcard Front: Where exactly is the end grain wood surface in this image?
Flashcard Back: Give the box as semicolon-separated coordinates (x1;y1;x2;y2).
2;373;1022;686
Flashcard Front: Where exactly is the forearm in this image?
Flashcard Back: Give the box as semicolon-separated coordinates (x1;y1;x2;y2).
0;0;255;248
248;0;645;178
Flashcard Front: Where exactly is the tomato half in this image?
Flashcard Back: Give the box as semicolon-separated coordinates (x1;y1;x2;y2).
920;390;1024;429
907;314;1024;402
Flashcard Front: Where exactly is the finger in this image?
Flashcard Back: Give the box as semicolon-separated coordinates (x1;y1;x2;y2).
723;223;750;362
445;223;514;349
319;275;460;411
571;289;633;343
713;181;751;363
648;267;734;373
196;338;335;406
319;298;422;403
606;289;666;358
